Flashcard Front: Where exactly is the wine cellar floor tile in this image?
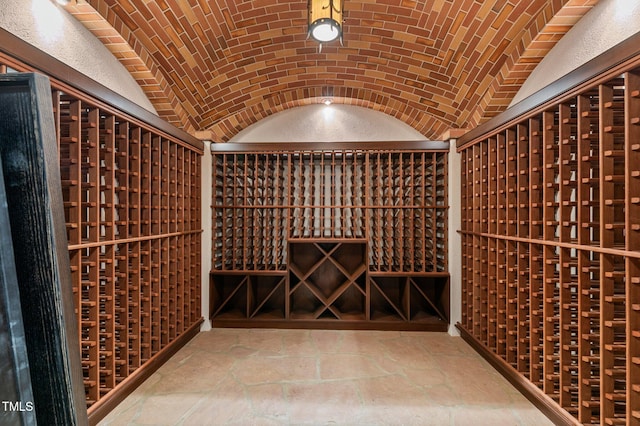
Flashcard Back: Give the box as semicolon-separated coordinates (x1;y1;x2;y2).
98;329;553;426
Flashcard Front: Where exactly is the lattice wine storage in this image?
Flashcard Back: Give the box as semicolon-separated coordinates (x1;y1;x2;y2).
211;143;449;330
459;65;640;424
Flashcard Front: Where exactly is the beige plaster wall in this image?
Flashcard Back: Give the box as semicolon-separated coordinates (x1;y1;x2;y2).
511;0;640;106
0;0;156;113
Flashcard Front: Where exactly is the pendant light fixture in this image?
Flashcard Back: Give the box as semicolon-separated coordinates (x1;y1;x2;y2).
308;0;343;47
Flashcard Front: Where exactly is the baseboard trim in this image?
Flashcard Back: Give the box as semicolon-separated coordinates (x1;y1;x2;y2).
456;323;581;426
87;318;204;425
211;318;448;332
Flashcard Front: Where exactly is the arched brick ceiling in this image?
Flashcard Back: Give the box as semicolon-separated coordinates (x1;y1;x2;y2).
65;0;598;141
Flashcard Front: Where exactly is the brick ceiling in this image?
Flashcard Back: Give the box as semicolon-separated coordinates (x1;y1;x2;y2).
65;0;598;141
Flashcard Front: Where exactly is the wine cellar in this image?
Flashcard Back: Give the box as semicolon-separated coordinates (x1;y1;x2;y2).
457;59;640;424
210;142;450;330
6;3;640;424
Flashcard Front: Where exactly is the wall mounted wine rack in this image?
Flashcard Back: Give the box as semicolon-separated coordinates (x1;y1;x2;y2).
458;64;640;425
0;53;204;417
211;142;449;331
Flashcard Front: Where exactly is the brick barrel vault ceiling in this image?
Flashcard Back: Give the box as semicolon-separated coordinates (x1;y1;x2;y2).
65;0;598;141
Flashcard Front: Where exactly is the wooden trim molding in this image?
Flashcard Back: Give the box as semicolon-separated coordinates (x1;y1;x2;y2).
0;28;203;151
67;230;203;251
457;30;640;150
456;323;581;426
211;140;450;152
86;318;203;426
457;229;640;260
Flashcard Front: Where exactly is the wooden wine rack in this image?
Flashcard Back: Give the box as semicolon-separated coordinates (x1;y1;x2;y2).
458;63;640;424
0;53;204;418
211;143;449;331
57;97;203;410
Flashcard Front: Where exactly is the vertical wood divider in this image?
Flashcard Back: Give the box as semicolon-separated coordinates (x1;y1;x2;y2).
625;70;640;424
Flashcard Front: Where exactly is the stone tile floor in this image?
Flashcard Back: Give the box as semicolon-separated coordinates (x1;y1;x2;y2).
99;329;553;426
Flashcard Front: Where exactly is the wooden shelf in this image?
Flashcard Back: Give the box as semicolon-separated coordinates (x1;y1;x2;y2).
369;275;449;324
289;240;367;322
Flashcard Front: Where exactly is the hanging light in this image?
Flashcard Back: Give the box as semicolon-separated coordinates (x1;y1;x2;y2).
308;0;343;45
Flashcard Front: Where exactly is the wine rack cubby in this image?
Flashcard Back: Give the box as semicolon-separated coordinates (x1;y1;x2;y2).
289;240;367;321
211;142;449;331
458;62;640;424
369;274;449;324
210;272;287;320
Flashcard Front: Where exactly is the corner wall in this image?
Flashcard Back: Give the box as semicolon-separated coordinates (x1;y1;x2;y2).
447;142;462;336
201;141;213;331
